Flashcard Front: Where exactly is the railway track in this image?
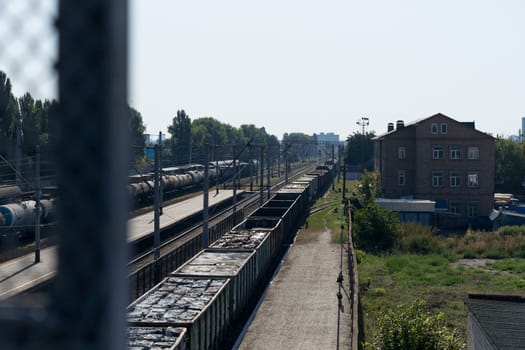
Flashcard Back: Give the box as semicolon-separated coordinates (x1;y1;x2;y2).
127;164;316;300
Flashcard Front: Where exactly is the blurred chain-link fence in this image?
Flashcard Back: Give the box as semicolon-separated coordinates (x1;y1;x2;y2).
0;0;58;303
0;1;129;349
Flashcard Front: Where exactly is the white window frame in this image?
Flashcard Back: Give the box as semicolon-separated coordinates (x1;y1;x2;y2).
432;146;444;160
432;171;444;187
449;146;461;160
467;173;479;188
468;146;480;160
398;146;406;159
449;172;461;187
440;123;448;134
398;170;406;186
431;123;439;134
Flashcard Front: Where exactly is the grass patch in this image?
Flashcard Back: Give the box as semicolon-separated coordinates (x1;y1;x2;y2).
316;176;525;345
489;259;525;273
306;178;356;243
359;252;525;343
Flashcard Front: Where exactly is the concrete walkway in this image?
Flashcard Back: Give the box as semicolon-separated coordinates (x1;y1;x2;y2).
0;246;57;302
238;226;352;349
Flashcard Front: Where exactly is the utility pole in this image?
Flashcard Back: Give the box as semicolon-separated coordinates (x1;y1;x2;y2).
215;146;219;195
277;146;281;178
34;145;41;263
202;144;209;249
158;131;163;215
337;145;342;183
153;144;161;272
332;144;335;190
260;145;264;206
255;147;259;185
284;143;289;184
15;112;22;189
249;145;254;192
342;165;348;213
267;153;271;199
189;131;192;164
232;145;237;217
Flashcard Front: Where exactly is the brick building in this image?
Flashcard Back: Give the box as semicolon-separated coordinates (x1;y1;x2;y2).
373;113;495;228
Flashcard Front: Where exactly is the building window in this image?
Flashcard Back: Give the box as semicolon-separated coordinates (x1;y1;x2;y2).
431;123;439;134
450;172;461;187
432;146;444;159
468;146;480;160
440;123;448;134
467;173;479;188
398;170;406;186
468;202;479;218
449;146;461;160
450;201;461;214
398;146;406;159
432;171;444;187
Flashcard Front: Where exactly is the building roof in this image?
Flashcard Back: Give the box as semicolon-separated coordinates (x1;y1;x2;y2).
375;198;435;212
489;209;525;221
466;293;525;349
373;113;494;140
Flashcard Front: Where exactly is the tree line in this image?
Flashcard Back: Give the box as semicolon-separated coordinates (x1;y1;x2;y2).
165;110;321;167
1;70;323;185
0;70;148;185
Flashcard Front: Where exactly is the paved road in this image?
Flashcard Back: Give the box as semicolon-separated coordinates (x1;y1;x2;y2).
238;226;351;349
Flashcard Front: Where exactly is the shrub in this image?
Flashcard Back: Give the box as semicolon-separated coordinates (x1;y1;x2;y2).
367;299;465;350
353;203;400;252
498;225;525;236
396;222;441;255
355;249;366;263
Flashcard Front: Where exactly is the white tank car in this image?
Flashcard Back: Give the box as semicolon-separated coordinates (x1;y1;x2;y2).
0;199;56;228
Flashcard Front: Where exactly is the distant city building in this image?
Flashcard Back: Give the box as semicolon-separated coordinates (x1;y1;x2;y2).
373;113;495;229
314;132;343;162
314;132;340;145
522;116;525;142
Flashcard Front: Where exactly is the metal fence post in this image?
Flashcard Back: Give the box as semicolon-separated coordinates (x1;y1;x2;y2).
54;1;129;349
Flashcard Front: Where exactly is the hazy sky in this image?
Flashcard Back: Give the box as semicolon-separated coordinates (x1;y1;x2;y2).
129;0;525;140
130;0;525;138
3;1;524;141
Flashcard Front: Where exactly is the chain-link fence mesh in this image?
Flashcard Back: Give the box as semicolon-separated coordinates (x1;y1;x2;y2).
0;1;129;349
0;0;57;98
0;0;58;302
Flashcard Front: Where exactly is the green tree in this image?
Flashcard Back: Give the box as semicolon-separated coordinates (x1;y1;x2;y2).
240;124;270;162
353;203;399;252
353;170;382;207
167;110;192;165
0;71;17;161
0;71;16;140
191;117;230;161
367;299;465;350
39;99;58;146
282;132;316;162
343;130;375;170
495;137;525;194
18;92;41;154
128;107;146;162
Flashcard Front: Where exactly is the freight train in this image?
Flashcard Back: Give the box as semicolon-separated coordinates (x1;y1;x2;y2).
0;185;22;203
127;162;335;349
0;199;56;235
129;161;250;202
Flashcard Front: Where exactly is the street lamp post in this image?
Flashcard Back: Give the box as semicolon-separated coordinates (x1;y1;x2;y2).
356;117;369;171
